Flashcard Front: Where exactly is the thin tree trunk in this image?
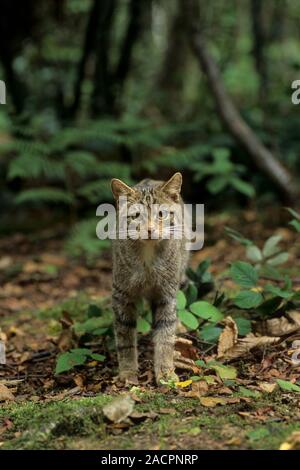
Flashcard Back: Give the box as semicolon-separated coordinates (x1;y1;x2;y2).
69;0;102;118
183;0;299;202
250;0;268;108
111;0;146;113
91;0;116;117
156;3;188;118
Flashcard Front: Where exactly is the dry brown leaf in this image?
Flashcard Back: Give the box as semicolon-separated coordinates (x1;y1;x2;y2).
258;382;277;394
199;396;227;407
0;383;15;402
256;311;300;337
217;316;238;358
159;408;176;415
221;333;281;359
180;380;209;399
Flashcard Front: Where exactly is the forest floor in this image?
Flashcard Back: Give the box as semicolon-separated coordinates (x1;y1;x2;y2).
0;208;300;450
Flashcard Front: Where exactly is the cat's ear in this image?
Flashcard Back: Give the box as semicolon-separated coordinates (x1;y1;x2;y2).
161;172;182;201
111;178;135;199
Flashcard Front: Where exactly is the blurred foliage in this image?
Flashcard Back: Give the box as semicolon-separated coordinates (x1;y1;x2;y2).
0;0;299;257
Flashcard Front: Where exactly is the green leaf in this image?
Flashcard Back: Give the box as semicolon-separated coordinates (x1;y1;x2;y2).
189;301;223;322
15;188;74;205
231;178;255;197
87;304;102;318
74;315;112;334
185;283;198;305
230;261;258;288
238;386;260;398
277;379;300;393
264;284;292;299
177;309;198;330
199;325;222;343
262;235;282;257
207;176;228;194
224;227;253;246
267;252;289;266
235;317;252;336
234;290;263;309
55;351;87;374
286;207;300;221
256;297;282;316
137;317;151;334
246;245;262;263
289;220;300;232
176;290;187;310
209;362;237;380
89;353;105;362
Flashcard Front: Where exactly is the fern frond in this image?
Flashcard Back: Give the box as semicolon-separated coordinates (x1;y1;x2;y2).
15;188;74;205
65;217;110;259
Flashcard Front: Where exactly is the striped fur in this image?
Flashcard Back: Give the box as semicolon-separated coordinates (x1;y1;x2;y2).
111;173;189;384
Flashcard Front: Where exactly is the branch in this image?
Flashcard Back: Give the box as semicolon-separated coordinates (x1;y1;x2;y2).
184;0;299;202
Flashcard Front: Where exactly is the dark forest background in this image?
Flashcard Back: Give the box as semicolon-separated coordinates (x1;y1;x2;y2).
0;0;299;258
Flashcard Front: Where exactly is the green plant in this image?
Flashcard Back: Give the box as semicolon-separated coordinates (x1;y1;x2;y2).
185;259;214;299
191;148;255;197
176;289;224;341
225;227;289;270
229;260;299;314
286;208;300;233
55;348;105;374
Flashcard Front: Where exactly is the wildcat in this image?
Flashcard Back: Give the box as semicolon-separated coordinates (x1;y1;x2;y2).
111;172;189;384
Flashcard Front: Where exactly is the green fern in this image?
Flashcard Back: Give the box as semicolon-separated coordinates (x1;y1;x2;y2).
15;188;74;205
65;218;110;260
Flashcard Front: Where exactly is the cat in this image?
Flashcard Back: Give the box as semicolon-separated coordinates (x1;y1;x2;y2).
111;172;189;385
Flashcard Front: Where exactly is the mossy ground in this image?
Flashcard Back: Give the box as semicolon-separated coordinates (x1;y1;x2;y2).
1;391;299;450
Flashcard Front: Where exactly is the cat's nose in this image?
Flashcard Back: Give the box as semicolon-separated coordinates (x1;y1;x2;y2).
147;225;154;238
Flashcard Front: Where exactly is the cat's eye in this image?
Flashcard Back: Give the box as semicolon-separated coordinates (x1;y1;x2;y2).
158;209;170;220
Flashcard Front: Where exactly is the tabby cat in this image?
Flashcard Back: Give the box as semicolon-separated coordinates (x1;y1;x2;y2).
111;172;189;384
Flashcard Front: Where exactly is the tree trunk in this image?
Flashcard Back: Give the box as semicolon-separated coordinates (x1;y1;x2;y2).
91;0;116;117
69;0;102;119
111;0;147;114
155;2;188;119
183;0;299;202
250;0;268;107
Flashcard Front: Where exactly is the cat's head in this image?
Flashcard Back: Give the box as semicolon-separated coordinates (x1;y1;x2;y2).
111;173;183;242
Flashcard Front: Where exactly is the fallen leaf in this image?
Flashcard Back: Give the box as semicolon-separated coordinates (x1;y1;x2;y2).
159;408;176;414
259;382;277;394
0;383;15;402
217;316;238;358
199;397;227;407
175;379;192;388
257;311;300;337
129;410;158;422
221;333;281;359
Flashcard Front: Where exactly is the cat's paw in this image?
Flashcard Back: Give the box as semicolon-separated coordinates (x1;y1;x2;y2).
119;370;139;386
155;369;179;386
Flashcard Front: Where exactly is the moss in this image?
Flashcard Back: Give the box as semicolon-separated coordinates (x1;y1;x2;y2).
1;390;300;450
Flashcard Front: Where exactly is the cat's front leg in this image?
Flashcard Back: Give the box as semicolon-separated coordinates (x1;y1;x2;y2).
112;289;138;383
153;296;178;385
